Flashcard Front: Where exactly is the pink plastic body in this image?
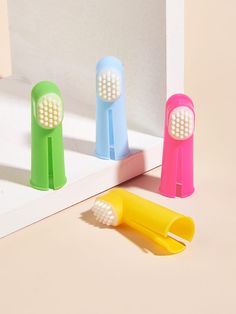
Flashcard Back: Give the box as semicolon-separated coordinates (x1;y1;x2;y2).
159;94;195;198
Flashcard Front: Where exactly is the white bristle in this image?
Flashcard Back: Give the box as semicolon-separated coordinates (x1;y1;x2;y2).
169;106;194;140
37;94;63;129
97;70;121;102
91;199;118;226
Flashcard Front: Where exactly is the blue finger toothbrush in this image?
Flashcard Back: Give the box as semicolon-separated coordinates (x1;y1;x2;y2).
96;56;130;160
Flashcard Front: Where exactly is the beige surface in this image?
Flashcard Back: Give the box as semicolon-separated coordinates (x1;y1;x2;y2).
185;0;236;176
0;1;236;313
0;0;11;78
0;167;234;314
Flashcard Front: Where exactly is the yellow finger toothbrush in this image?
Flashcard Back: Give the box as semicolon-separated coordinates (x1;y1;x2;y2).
91;188;195;254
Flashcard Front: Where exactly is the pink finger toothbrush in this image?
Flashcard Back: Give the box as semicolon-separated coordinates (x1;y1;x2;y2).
159;94;195;198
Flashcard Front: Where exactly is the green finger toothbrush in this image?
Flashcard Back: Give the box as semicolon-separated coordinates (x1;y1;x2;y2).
30;81;67;190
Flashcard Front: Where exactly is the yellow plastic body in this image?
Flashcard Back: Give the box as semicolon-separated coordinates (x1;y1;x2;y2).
97;188;195;254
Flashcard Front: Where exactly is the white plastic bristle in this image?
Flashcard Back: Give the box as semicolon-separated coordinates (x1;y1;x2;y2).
91;199;118;226
169;106;194;140
97;69;121;102
37;94;63;129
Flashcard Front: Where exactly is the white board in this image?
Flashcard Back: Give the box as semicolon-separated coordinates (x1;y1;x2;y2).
0;0;184;237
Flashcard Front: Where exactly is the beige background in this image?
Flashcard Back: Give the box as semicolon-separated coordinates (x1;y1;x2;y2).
0;0;11;77
185;0;236;176
0;1;236;313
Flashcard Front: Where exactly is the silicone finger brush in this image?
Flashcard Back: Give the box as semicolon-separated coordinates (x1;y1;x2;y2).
96;56;130;160
91;189;195;254
30;81;67;190
159;94;195;198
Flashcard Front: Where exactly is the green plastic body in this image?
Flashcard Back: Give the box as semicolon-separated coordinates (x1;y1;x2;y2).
30;81;67;190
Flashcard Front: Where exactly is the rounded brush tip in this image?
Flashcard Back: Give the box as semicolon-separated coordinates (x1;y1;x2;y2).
92;199;118;226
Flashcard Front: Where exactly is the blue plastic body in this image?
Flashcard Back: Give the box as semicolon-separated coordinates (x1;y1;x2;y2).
96;56;130;160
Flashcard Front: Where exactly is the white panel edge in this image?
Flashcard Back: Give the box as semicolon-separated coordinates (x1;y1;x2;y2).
0;140;163;238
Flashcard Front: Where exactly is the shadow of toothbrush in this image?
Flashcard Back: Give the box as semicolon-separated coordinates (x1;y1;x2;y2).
117;149;162;194
80;209;172;256
24;133;96;157
63;137;95;157
0;165;30;187
64;137;145;160
121;172;161;194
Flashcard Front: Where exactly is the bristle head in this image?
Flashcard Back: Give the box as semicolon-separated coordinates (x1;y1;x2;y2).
169;106;194;140
97;70;121;102
36;94;63;129
91;199;118;226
